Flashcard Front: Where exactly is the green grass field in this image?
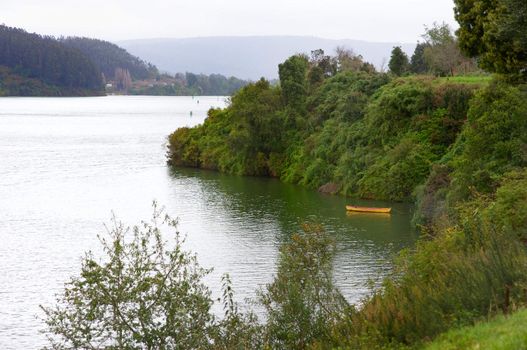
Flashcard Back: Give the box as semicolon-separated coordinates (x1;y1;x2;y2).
435;75;493;85
423;309;527;350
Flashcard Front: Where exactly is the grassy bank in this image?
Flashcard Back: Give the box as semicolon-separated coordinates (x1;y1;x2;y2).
435;75;493;85
423;309;527;350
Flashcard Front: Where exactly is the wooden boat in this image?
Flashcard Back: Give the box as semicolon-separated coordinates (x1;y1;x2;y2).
346;205;392;214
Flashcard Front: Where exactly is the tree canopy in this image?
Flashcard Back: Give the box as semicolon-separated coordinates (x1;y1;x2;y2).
410;42;430;74
454;0;527;79
278;55;309;110
421;23;469;76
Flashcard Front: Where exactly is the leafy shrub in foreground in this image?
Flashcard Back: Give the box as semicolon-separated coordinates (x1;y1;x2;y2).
259;224;353;349
350;212;527;347
41;203;261;349
40;199;527;349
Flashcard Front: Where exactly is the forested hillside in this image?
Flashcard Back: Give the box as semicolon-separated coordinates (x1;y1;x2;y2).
0;25;252;96
60;37;158;81
59;36;249;96
58;36;250;96
0;25;103;96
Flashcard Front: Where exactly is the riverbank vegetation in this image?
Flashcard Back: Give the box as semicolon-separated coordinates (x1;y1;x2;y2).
167;49;484;202
163;1;527;347
423;308;527;350
42;197;527;348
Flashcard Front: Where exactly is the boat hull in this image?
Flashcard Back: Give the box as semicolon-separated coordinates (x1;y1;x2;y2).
346;205;391;213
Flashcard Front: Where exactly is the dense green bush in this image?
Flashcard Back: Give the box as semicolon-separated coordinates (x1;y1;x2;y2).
415;82;527;227
167;79;283;176
357;137;437;200
167;127;201;167
305;71;390;127
282;77;477;201
259;224;352;349
448;83;527;202
167;68;480;203
484;169;527;241
349;213;527;348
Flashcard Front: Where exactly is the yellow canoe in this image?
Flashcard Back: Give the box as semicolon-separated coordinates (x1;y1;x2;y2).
346;205;392;214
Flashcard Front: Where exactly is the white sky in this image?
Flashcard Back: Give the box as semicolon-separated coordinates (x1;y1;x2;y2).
1;0;458;42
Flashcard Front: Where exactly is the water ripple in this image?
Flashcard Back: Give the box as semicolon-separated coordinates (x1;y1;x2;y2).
0;96;417;349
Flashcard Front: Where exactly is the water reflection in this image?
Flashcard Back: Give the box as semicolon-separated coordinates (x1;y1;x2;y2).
168;167;418;306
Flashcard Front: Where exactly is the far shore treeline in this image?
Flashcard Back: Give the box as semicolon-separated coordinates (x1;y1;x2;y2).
0;25;250;97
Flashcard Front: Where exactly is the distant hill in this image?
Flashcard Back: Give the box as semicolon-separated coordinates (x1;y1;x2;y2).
57;37;250;95
0;25;103;95
60;37;158;81
119;36;416;80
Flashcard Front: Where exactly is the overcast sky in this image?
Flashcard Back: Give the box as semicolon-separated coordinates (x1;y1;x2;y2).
1;0;458;43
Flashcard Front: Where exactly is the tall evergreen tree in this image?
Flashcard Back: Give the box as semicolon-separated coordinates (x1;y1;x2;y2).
454;0;527;79
278;55;309;110
410;42;430;74
388;46;409;76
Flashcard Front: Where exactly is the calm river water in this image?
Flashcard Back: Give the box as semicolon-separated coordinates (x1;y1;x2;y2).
0;96;417;348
